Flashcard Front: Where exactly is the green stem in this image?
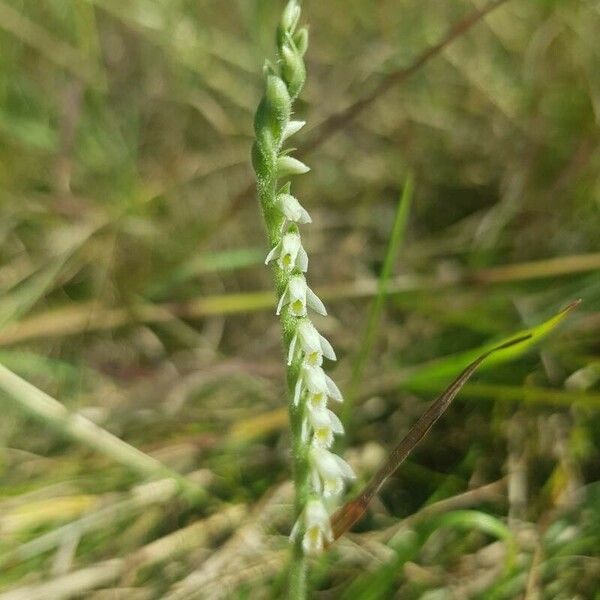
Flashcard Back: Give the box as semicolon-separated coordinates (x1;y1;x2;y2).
288;542;307;599
288;405;308;597
286;354;309;598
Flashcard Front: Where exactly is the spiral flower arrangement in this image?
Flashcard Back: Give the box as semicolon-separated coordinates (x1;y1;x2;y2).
251;0;354;593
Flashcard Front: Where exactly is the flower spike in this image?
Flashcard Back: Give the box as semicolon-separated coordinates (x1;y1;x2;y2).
253;0;351;560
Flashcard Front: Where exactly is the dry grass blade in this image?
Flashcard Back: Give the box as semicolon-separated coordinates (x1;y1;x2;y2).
0;505;245;600
0;256;595;346
0;475;213;568
0;363;204;499
329;333;532;542
0;560;124;600
164;483;293;600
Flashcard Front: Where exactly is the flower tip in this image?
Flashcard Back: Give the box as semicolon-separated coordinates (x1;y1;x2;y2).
282;120;306;141
277;155;310;177
281;0;301;32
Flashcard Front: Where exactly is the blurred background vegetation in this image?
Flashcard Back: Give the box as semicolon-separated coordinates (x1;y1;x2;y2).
0;0;599;598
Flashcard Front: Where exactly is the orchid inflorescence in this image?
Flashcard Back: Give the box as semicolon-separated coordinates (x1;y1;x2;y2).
251;0;355;560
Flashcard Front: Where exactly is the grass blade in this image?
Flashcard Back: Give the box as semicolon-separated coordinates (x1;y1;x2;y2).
343;173;414;429
330;301;580;542
0;363;204;501
330;334;531;541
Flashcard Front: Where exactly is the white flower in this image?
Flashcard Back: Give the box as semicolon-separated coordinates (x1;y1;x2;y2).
282;120;306;142
287;320;336;366
304;405;344;448
290;498;333;555
293;364;343;407
276;275;327;317
265;232;308;272
277;192;311;225
277;155;310;177
309;446;356;497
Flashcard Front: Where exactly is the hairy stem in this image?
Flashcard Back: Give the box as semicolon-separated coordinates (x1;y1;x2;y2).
257;165;309;597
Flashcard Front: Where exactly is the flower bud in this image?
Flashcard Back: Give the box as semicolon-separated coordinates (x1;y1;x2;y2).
277;155;310;177
282;120;306;141
281;44;306;99
277;192;311;225
280;0;301;33
265;75;291;128
294;27;309;56
262;59;277;78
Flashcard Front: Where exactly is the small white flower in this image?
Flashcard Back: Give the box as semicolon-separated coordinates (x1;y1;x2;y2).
276;275;327;318
282;120;306;142
293;364;343;407
306;365;343;406
277;193;312;225
288;320;336;366
305;405;344;448
265;232;308;273
290;498;333;555
309;446;356;497
277;155;310;177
